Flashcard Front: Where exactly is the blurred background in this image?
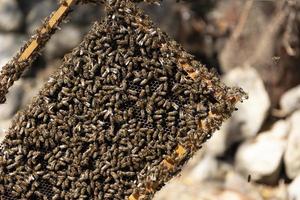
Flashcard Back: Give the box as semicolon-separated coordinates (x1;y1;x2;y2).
0;0;300;199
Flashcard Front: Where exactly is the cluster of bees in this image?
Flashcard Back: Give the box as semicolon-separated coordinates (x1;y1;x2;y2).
0;0;244;199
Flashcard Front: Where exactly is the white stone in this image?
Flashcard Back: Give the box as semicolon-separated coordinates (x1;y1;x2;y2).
204;126;228;157
154;181;253;200
223;66;270;139
217;190;252;200
225;171;263;200
0;0;23;31
21;78;44;108
26;1;57;34
0;34;26;68
45;25;82;60
288;175;300;200
0;81;24;120
284;111;300;179
185;155;218;182
280;85;300;115
0;119;10;143
182;154;235;185
266;120;290;139
235;123;286;184
206;66;270;157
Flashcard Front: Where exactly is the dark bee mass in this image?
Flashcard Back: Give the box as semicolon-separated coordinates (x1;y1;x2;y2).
0;0;245;199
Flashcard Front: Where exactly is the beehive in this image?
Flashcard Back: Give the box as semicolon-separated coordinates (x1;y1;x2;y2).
0;0;245;199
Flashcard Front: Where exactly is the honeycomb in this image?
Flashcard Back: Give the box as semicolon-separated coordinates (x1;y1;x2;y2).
0;0;245;199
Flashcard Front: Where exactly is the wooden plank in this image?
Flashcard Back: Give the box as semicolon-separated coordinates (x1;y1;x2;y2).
18;0;76;62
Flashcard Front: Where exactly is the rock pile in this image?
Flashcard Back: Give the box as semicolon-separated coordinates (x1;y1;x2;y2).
0;0;243;199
